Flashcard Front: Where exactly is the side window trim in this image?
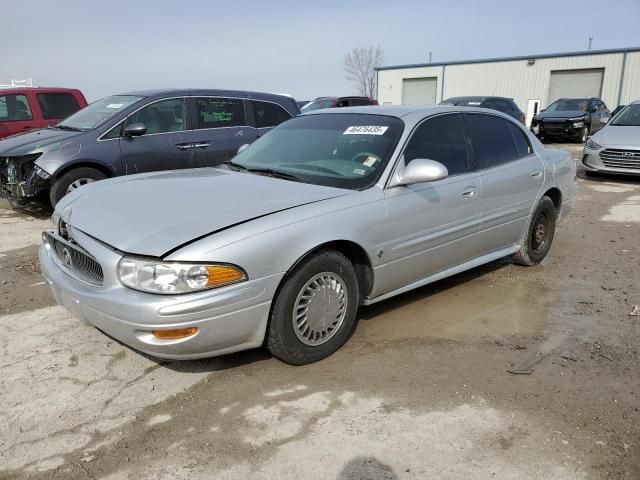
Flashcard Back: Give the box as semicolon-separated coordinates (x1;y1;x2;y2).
98;96;189;140
251;99;292;128
193;96;248;131
400;112;473;178
463;112;525;171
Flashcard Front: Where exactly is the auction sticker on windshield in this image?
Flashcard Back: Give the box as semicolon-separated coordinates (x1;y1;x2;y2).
343;126;389;135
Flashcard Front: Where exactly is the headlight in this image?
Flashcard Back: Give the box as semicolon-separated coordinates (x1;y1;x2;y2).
585;138;602;150
117;257;247;294
572;121;584;128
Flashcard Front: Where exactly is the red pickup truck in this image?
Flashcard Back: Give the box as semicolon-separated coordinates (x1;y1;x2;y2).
0;86;87;139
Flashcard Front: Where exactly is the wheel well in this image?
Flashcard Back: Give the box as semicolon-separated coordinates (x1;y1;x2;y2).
543;187;562;213
53;162;113;181
289;240;374;304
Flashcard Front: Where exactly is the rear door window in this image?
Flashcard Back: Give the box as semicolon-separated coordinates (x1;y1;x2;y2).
37;92;81;120
465;114;518;169
0;94;32;121
195;97;245;129
404;113;470;176
508;123;532;158
252;100;291;128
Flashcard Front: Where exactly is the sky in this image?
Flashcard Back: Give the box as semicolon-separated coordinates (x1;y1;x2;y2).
3;0;640;102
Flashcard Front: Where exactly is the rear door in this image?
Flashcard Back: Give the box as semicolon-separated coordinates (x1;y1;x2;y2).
379;113;482;294
118;96;197;174
0;92;38;137
251;100;293;138
465;113;544;253
190;96;257;166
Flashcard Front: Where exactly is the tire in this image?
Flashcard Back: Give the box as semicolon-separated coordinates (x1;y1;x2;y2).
49;167;107;207
513;196;557;266
266;250;359;365
577;126;590;143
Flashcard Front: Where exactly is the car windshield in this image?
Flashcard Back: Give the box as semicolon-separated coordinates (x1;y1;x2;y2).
546;99;589;112
300;99;335;112
58;95;143;130
610;104;640;126
229;113;404;190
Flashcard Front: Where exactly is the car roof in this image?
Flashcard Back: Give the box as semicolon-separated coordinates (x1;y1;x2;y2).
0;86;82;94
312;96;374;101
301;104;520;121
119;89;295;102
443;96;513;102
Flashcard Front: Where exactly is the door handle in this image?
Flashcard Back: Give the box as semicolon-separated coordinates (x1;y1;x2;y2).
176;143;194;150
193;142;210;149
461;187;478;199
530;170;543;178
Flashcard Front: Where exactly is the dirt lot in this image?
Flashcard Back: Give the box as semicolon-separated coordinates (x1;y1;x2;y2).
1;144;639;479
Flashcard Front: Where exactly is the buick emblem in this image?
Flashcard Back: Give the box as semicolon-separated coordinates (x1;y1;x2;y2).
62;247;73;268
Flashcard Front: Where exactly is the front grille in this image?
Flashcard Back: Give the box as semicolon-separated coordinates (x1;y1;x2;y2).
600;149;640;170
542;120;568;133
44;232;104;285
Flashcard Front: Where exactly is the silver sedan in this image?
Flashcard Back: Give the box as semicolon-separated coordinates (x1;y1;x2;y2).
583;100;640;176
40;106;577;365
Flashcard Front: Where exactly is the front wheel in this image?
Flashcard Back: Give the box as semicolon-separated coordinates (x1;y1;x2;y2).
266;250;359;365
513;196;557;266
49;167;107;207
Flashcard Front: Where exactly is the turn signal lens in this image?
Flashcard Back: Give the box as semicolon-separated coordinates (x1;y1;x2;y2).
206;266;245;287
152;327;199;340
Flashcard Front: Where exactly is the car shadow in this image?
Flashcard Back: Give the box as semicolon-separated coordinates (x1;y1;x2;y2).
358;257;510;321
3;196;52;219
579;169;640;185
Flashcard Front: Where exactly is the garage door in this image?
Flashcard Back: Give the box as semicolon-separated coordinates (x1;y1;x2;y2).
548;69;604;104
402;77;437;105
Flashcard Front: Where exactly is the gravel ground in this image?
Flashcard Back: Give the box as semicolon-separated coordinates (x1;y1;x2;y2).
0;144;639;479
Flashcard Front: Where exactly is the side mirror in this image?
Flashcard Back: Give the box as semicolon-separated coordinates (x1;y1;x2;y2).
124;123;147;137
237;143;250;155
601;116;609;124
389;158;448;187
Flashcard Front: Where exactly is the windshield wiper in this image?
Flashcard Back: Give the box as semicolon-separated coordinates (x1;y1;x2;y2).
246;167;303;182
49;125;83;132
219;160;248;171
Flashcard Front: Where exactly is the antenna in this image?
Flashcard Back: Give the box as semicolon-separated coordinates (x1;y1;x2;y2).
428;51;432;63
588;36;593;51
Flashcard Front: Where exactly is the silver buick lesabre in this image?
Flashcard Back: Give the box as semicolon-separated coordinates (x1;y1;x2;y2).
40;106;577;365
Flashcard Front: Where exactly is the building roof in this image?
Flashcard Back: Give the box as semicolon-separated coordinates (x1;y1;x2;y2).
376;46;640;71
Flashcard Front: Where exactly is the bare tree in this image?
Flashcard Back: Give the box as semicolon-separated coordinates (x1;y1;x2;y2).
344;46;384;99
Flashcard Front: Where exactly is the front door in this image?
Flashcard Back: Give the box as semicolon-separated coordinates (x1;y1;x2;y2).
119;97;196;174
376;113;482;296
190;96;257;167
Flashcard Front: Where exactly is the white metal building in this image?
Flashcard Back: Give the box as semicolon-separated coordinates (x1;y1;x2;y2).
376;47;640;126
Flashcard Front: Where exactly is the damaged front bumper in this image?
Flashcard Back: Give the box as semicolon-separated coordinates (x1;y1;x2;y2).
0;155;50;199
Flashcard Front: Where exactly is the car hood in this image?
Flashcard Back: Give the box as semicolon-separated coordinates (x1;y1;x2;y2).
592;125;640;146
0;128;83;156
58;168;351;257
535;110;587;120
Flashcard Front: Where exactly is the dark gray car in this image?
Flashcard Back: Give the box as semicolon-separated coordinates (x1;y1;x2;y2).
0;89;299;206
439;96;525;123
530;97;610;143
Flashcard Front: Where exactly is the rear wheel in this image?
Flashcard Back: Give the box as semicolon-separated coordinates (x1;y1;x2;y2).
266;250;359;365
49;167;107;207
513;196;557;266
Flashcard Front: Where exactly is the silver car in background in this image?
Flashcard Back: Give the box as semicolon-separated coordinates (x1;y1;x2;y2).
583;100;640;176
40;106;577;365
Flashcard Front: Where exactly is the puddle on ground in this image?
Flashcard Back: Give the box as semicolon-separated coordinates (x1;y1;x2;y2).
359;271;553;342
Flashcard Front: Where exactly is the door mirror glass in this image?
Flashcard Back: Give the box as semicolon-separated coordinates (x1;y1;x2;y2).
390;158;448;187
237;143;250;154
124;123;147;137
